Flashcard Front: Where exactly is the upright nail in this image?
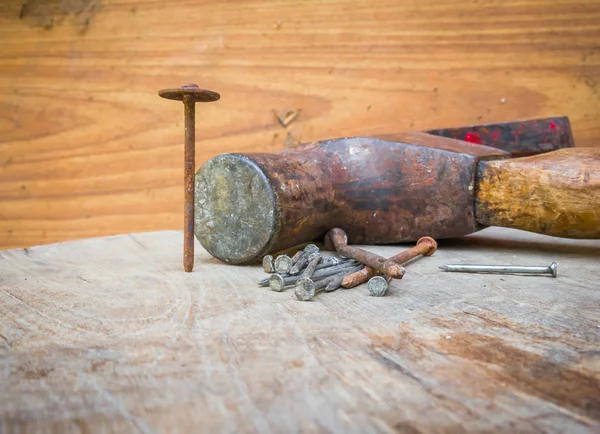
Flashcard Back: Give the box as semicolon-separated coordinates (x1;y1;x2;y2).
325;228;405;279
159;84;220;272
342;236;437;288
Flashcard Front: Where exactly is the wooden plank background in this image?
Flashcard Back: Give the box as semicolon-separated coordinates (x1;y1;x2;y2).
1;0;599;250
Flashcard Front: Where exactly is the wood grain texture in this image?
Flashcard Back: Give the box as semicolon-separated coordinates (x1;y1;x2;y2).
1;0;600;250
476;148;600;238
1;227;599;432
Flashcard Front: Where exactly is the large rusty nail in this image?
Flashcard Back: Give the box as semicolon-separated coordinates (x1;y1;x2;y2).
391;236;438;262
325;228;405;279
159;84;220;272
341;267;379;288
342;236;437;288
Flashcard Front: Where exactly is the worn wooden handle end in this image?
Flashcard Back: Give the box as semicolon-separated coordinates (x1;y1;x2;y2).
475;148;600;239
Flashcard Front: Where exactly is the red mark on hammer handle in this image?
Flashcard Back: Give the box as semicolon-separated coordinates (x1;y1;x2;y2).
464;132;482;144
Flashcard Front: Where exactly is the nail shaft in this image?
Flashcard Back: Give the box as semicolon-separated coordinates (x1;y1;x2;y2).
439;262;558;278
291;250;304;263
298;253;322;279
290;245;319;274
324;265;363;292
341;266;379;289
315;257;357;270
290;254;309;275
183;96;195;272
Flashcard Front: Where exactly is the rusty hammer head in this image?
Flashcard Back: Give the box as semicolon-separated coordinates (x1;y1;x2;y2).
195;117;573;264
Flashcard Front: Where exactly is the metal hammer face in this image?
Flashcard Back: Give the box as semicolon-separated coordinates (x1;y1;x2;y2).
195;117;574;264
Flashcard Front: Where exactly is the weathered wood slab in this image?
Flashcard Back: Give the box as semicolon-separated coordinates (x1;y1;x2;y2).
1;227;599;433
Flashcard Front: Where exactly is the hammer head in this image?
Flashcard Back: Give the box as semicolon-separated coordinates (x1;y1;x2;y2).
195;117;574;264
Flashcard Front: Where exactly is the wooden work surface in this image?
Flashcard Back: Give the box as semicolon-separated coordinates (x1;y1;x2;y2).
1;227;599;432
1;0;600;249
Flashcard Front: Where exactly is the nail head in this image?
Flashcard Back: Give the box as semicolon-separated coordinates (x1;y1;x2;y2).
295;278;316;301
158;85;220;103
416;236;437;256
269;274;286;292
368;276;389;297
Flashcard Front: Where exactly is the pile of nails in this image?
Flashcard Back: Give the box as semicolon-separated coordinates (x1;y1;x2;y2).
259;245;367;301
258;228;438;302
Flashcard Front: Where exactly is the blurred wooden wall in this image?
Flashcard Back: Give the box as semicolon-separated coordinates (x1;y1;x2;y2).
1;0;599;249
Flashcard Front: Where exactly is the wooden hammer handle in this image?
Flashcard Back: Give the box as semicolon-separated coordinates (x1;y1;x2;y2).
475;148;600;239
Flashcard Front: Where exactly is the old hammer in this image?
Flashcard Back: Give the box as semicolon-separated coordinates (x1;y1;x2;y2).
194;117;599;264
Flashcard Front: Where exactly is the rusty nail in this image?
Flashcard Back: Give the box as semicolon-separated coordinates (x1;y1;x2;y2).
342;236;437;288
274;255;293;274
341;266;379;289
390;236;438;263
368;275;392;297
325;228;405;279
262;255;275;273
159;84;220;272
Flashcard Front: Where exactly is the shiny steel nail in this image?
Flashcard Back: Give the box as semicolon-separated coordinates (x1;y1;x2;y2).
439;262;558;278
